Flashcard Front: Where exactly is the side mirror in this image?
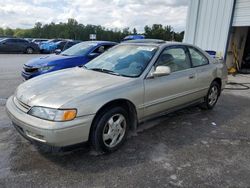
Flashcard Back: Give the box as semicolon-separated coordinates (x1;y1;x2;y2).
54;49;61;55
151;66;171;77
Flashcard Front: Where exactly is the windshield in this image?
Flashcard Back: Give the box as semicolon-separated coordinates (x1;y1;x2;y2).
45;39;54;43
61;42;97;56
85;44;157;77
45;39;60;43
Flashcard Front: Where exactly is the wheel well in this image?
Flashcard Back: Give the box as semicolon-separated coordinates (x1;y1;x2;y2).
89;99;138;140
212;78;222;94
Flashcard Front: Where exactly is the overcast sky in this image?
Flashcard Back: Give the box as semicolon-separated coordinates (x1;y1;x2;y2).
0;0;188;32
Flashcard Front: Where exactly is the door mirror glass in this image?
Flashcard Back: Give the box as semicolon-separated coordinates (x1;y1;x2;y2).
54;49;61;55
152;66;171;77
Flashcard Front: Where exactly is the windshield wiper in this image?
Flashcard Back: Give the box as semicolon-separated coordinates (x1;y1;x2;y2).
61;53;69;56
89;68;121;76
82;65;88;69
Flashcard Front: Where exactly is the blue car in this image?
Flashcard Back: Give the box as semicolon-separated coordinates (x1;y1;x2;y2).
22;41;117;80
122;35;145;41
39;39;64;53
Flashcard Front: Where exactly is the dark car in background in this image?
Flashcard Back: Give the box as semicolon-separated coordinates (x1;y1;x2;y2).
24;38;34;42
22;41;117;80
0;38;39;54
32;39;49;45
39;39;82;54
55;40;82;54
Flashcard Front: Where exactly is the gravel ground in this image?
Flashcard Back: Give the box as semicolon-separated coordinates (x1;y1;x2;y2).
0;54;250;188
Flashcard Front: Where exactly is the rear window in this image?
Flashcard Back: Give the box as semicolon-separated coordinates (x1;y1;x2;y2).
188;47;209;67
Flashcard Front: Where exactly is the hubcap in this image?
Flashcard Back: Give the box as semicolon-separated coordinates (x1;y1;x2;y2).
208;86;218;106
102;114;126;148
27;48;33;54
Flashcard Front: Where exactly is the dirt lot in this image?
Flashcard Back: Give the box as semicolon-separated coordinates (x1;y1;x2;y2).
0;54;250;188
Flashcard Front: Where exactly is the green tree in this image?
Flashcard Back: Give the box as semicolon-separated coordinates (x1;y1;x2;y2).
4;27;14;36
133;28;137;35
143;24;184;41
32;22;43;38
0;20;184;42
0;28;4;36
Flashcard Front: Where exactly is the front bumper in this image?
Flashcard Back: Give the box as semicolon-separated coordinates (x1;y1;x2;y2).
6;96;95;147
21;71;38;80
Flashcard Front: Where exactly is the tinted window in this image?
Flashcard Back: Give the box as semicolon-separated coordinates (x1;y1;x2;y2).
17;39;28;43
189;47;209;67
7;39;16;43
155;47;191;72
63;41;78;51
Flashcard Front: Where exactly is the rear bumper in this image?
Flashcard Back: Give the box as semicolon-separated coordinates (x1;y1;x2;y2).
6;96;95;147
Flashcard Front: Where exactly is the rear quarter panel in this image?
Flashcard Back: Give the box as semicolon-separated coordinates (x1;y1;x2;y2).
213;59;228;89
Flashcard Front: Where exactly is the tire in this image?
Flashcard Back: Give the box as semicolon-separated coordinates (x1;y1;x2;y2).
90;107;129;153
200;81;221;110
26;47;34;54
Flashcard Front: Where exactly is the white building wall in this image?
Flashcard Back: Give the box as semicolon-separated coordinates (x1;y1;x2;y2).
233;0;250;26
184;0;235;57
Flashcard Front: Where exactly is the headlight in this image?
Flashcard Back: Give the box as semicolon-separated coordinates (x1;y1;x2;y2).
39;66;54;72
28;106;77;121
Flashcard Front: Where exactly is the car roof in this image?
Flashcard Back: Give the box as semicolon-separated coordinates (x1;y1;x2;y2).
123;39;165;44
121;40;199;49
4;38;27;41
83;41;118;45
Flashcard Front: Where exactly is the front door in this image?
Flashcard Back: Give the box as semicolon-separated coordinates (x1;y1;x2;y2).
7;39;19;52
143;46;199;118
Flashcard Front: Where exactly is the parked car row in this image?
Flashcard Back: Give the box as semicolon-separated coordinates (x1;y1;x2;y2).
0;38;40;54
40;39;83;54
6;39;228;154
0;35;148;54
0;37;82;54
22;41;117;80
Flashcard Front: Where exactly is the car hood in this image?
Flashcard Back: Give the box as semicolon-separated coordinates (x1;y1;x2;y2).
25;54;81;67
15;68;132;108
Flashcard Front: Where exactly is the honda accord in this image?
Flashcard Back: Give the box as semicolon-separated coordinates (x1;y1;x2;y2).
6;41;228;153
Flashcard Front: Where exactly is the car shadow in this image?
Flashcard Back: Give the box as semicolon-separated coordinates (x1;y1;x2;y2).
9;93;250;174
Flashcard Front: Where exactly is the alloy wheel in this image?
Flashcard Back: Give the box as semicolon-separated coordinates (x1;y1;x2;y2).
26;48;33;54
208;86;218;106
102;114;127;148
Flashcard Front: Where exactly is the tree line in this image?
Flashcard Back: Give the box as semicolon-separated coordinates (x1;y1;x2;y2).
0;18;184;42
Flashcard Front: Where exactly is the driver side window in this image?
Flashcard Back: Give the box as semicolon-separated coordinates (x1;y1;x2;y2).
155;47;191;72
93;45;114;54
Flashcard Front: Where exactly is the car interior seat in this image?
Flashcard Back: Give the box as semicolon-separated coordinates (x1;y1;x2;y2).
157;53;178;72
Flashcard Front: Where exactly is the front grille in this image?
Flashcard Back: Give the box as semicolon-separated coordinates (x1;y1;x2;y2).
13;97;30;113
23;65;38;73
